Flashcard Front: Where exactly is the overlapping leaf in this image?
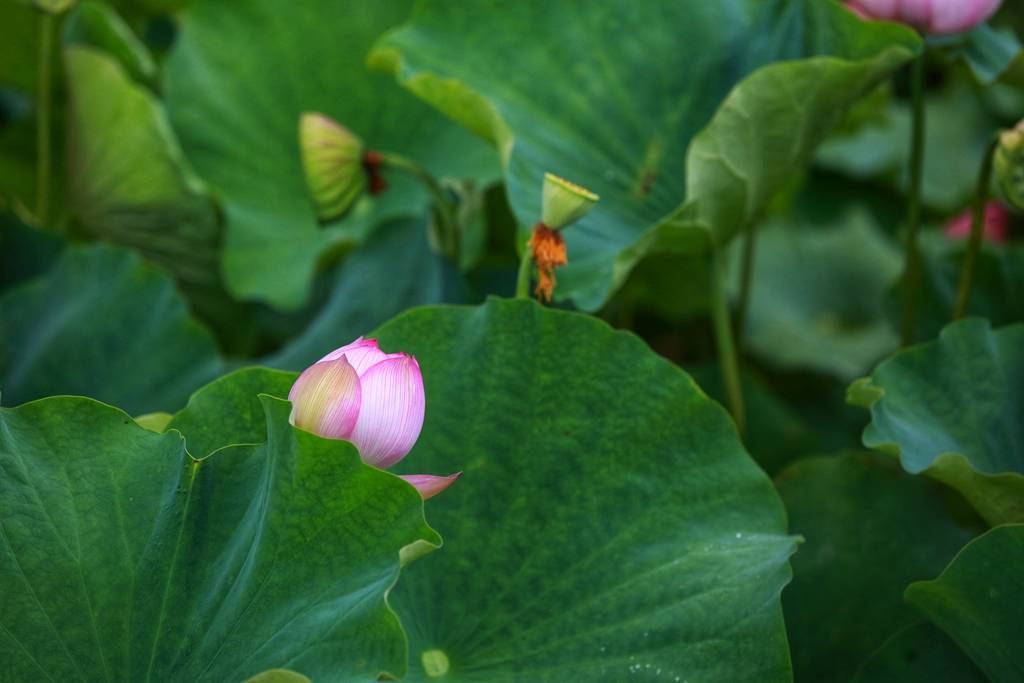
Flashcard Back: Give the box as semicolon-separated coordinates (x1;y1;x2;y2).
0;389;438;681
370;298;798;681
777;452;980;682
850;318;1024;525
371;0;919;309
163;0;499;309
65;44;221;294
851;623;985;682
906;524;1024;682
734;210;902;380
0;244;222;414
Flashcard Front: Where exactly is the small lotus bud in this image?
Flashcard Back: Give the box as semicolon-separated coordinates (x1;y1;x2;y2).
299;112;367;222
995;121;1024;211
945;201;1009;243
289;337;457;499
287;355;362;439
845;0;1004;35
540;172;599;231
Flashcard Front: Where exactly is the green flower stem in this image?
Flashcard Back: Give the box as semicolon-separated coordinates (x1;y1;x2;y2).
735;218;758;343
379;152;460;264
515;245;533;299
35;11;55;225
951;136;998;321
710;243;746;437
900;53;927;347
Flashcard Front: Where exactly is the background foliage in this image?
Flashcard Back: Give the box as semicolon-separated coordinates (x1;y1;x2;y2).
1;0;1022;681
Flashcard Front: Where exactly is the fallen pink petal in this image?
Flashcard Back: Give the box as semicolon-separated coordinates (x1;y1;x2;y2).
400;472;463;500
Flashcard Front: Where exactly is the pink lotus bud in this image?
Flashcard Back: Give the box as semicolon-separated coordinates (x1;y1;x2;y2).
845;0;1004;35
289;337;459;499
944;201;1009;243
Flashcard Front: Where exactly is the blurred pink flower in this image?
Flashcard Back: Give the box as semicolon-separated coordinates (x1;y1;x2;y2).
845;0;1003;34
289;337;460;500
944;201;1009;243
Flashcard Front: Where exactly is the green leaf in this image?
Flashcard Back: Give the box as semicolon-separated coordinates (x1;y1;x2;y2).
817;82;997;212
0;392;439;682
268;216;470;371
163;0;498;310
371;0;919;310
64;44;221;295
0;209;64;288
167;367;297;459
850;623;985;683
687;364;818;475
244;670;313;683
733;210;902;380
370;298;798;681
854;318;1024;525
777;452;981;682
906;524;1024;682
903;234;1024;343
0;244;222;414
954;23;1023;85
63;0;157;85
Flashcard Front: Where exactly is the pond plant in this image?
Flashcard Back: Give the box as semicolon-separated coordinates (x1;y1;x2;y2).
1;0;1023;681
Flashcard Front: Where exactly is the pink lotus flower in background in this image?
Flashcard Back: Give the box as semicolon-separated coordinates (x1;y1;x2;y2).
945;201;1009;243
289;337;460;499
845;0;1003;35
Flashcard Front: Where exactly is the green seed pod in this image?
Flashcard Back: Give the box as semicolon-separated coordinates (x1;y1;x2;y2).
994;121;1024;211
540;172;599;230
298;112;366;222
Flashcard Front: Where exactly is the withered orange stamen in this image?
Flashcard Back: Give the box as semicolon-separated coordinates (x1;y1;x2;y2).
528;222;567;302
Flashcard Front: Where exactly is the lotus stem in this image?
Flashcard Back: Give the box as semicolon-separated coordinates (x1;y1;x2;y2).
35;11;55;225
951;136;998;321
515;246;533;299
900;53;927;346
735;218;758;343
379;152;460;264
710;243;746;437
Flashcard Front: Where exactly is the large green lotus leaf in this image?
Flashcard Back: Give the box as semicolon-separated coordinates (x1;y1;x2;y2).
163;0;499;310
777;452;981;682
687;364;818;476
166;367;297;459
370;0;919;310
365;298;798;681
0;392;439;682
63;1;157;85
0;209;63;288
902;234;1024;343
64;45;221;295
816;82;996;212
733;210;902;380
268;216;471;371
906;524;1024;682
0;243;222;414
852;318;1024;525
850;623;985;683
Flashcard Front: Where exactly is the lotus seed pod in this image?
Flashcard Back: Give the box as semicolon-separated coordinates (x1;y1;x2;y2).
299;112;366;222
540;173;599;231
995;122;1024;211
